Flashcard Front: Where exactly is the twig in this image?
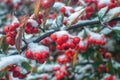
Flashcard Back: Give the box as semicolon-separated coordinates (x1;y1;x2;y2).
11;17;120;55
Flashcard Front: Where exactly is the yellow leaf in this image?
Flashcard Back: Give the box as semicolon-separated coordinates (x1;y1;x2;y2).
34;0;41;17
72;50;78;67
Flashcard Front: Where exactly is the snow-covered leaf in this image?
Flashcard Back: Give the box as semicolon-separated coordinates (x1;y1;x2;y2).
103;7;120;23
0;55;27;70
56;14;64;28
67;8;85;26
112;26;120;33
53;2;65;13
98;7;108;20
21;62;32;71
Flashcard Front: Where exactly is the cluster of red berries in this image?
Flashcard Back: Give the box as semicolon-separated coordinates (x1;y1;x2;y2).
3;22;20;46
84;6;95;19
4;0;23;10
40;37;56;51
85;0;117;11
105;75;116;80
25;22;39;34
99;49;112;60
25;13;43;34
25;50;50;64
87;35;106;46
81;0;117;19
54;66;68;80
50;32;80;50
8;65;30;79
57;49;76;64
98;64;109;73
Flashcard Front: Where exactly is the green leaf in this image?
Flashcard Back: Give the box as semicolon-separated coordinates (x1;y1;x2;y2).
0;70;6;78
118;67;120;78
21;62;32;71
0;36;9;52
98;7;108;20
112;26;120;34
108;59;115;74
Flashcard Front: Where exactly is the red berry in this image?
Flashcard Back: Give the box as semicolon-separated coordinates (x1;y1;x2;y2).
37;19;42;25
27;22;32;27
38;13;43;19
25;51;33;59
70;43;75;49
62;35;69;42
14;23;20;28
98;64;104;73
13;71;20;78
41;51;49;59
38;59;45;64
19;74;26;79
34;52;41;60
56;45;63;50
6;37;15;45
105;53;112;59
98;4;106;10
9;25;15;31
60;7;66;13
70;9;75;13
105;67;109;72
41;0;53;8
42;75;47;80
56;38;63;45
3;26;9;33
33;27;39;34
50;34;57;41
63;20;67;25
62;42;69;50
73;37;80;44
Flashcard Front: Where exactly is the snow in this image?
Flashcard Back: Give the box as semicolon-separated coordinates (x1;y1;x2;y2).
26;73;51;80
65;6;73;16
28;18;38;27
12;0;21;4
67;8;85;25
53;2;65;10
85;28;104;40
0;55;27;70
38;63;60;72
98;0;111;5
28;43;49;53
75;6;84;12
11;16;19;25
103;38;115;51
112;26;120;31
103;7;120;22
54;30;70;38
100;27;112;35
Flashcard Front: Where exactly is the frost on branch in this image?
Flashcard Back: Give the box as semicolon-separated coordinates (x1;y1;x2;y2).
0;55;27;70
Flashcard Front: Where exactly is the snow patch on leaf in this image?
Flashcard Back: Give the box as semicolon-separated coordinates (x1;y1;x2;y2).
0;55;27;70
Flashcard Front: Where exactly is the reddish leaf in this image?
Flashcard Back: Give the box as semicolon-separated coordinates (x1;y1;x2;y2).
15;28;24;53
34;0;41;17
72;50;78;66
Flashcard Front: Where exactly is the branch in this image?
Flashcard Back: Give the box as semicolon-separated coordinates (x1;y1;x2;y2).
11;17;120;55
